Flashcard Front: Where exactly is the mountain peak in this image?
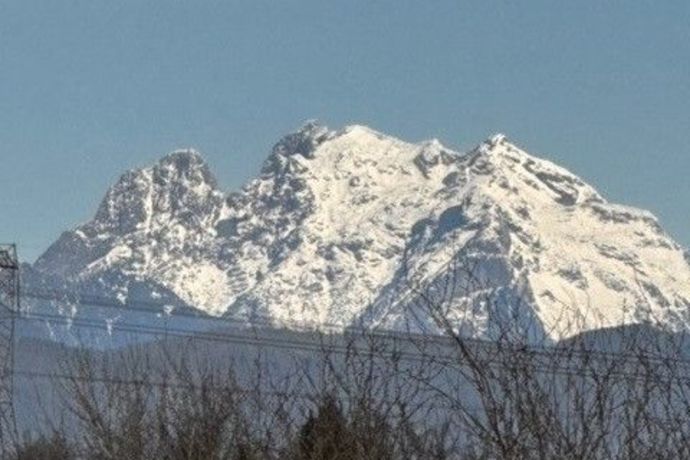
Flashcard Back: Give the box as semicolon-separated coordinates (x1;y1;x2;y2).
297;119;327;135
473;133;510;156
486;133;507;147
340;123;382;136
271;120;334;159
156;148;217;185
88;147;221;237
28;122;690;342
159;148;204;166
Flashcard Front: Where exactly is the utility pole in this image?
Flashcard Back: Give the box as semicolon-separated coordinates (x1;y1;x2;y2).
0;244;18;453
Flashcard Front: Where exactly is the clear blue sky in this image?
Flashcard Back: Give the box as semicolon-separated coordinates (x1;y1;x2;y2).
1;1;688;262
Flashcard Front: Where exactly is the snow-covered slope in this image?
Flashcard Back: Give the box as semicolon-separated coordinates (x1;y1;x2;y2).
28;122;690;340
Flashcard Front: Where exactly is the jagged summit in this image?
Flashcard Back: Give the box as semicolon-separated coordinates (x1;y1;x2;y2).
160;147;203;162
156;148;218;187
484;133;508;148
92;148;221;230
27;122;690;340
270;120;334;159
158;148;213;176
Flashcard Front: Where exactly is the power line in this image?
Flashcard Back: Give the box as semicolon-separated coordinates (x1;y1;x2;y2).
22;288;382;335
18;241;460;336
22;288;690;372
18;313;437;365
19;313;690;386
21;285;475;350
14;368;468;425
20;257;690;382
15;369;307;400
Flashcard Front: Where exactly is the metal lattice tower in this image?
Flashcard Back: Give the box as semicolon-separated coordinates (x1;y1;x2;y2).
0;244;18;452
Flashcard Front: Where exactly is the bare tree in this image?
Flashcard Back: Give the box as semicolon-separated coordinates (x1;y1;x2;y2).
406;256;690;459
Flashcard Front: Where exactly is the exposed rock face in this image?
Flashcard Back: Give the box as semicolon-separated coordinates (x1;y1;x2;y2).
28;123;690;340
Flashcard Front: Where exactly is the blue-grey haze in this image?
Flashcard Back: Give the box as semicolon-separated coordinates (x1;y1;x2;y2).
1;1;688;261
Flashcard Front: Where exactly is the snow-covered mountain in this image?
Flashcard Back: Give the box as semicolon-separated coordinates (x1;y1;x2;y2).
26;122;690;340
